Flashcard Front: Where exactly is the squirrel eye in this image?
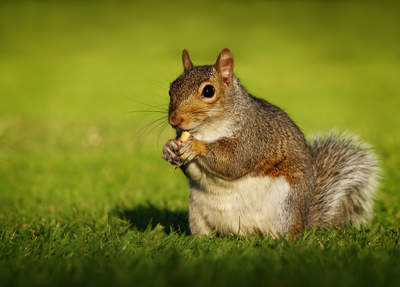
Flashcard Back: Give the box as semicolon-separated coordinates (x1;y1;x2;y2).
202;85;215;98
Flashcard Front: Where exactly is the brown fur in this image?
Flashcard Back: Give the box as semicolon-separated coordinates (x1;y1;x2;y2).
168;49;314;231
162;49;379;236
191;138;208;156
254;156;305;184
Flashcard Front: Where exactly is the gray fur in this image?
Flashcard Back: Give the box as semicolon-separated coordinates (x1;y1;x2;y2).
308;131;380;228
163;49;381;236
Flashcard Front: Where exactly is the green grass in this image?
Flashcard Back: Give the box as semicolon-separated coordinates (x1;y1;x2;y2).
1;0;400;286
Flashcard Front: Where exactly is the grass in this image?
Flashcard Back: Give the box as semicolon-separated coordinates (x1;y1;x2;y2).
1;0;400;286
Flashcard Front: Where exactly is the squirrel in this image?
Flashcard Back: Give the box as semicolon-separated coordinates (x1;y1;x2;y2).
161;48;380;237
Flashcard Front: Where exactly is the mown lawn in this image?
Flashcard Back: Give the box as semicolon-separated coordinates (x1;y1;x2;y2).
1;1;400;286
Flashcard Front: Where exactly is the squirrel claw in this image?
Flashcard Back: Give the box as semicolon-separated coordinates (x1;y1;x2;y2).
162;139;183;167
179;140;197;165
178;140;191;155
162;138;198;167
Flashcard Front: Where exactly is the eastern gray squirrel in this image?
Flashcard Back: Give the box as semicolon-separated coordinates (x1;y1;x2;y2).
162;48;380;237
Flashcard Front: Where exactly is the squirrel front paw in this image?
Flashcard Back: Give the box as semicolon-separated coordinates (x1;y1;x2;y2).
162;137;205;167
178;139;199;166
162;139;183;167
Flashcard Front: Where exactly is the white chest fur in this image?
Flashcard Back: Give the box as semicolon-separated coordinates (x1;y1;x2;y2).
191;118;234;143
186;162;293;236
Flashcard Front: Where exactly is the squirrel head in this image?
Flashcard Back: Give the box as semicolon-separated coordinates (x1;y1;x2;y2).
168;49;235;134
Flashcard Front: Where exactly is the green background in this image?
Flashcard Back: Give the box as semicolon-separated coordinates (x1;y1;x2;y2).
1;1;400;286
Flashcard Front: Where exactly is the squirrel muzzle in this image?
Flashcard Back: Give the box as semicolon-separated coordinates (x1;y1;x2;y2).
168;111;184;129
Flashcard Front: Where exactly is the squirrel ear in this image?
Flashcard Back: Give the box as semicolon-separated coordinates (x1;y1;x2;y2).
182;49;193;71
216;48;234;86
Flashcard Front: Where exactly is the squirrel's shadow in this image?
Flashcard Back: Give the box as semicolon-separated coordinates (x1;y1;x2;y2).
113;203;190;235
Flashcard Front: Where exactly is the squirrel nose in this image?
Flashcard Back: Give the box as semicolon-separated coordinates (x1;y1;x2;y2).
169;112;184;128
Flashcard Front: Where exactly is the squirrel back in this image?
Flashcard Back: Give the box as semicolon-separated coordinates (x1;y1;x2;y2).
162;48;380;236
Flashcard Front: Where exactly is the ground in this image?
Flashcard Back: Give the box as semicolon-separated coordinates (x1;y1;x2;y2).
1;1;400;286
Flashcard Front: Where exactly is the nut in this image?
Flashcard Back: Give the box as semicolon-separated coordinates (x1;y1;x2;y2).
179;131;191;142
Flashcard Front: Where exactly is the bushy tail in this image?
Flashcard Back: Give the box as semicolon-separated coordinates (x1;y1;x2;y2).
308;132;380;228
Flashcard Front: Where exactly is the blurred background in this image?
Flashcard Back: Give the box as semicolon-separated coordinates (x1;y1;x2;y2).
1;0;400;217
1;0;399;214
1;1;400;285
1;0;399;142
